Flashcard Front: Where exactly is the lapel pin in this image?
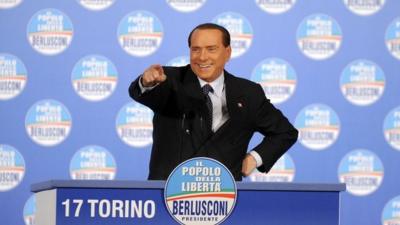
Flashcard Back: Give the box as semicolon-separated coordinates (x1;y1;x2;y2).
237;102;243;108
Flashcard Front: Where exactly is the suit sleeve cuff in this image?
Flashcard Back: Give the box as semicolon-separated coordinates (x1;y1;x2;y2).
249;151;263;167
138;76;157;93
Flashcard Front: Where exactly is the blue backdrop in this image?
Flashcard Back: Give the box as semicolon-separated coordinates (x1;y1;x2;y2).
1;0;400;225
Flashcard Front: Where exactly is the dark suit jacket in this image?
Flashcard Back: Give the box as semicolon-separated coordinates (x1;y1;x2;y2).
129;65;298;181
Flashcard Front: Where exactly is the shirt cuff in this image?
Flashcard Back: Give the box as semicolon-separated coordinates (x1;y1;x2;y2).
249;151;263;167
138;76;157;93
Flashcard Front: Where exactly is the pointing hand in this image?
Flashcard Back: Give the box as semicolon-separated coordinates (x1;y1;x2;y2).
141;64;167;87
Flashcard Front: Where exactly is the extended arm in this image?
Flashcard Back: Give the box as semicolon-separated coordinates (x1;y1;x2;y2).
129;65;170;113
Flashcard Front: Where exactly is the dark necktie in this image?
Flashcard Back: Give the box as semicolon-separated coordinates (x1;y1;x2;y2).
201;84;214;131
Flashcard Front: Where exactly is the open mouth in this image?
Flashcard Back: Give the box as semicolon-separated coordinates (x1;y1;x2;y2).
198;64;212;69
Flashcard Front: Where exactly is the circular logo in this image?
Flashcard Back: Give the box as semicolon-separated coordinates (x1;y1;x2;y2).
297;14;342;60
385;17;400;60
70;145;116;180
343;0;385;16
295;103;340;150
77;0;116;11
251;58;297;104
116;102;153;147
25;99;72;146
71;55;118;101
27;9;73;55
383;106;400;150
212;12;253;58
166;56;189;67
338;149;384;196
249;153;295;182
0;53;27;100
340;59;385;106
23;194;36;225
165;157;237;225
166;0;206;13
382;195;400;225
0;144;25;191
117;10;163;57
255;0;296;14
0;0;22;9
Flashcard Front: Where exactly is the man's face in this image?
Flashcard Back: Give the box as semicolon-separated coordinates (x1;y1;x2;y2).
189;29;231;83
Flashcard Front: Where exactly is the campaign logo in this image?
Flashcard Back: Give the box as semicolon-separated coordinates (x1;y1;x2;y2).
165;157;237;225
27;9;73;55
116;102;153;147
23;194;36;225
0;0;22;9
77;0;116;11
297;14;342;60
166;0;206;13
251;58;297;104
385;17;400;60
382;195;400;225
0;53;27;100
0;144;25;191
295;104;340;150
340;59;385;106
71;55;118;101
25;99;72;146
383;106;400;151
338;149;383;196
117;11;163;57
213;12;253;58
249;153;295;182
166;56;189;67
70;145;116;180
343;0;385;16
255;0;296;14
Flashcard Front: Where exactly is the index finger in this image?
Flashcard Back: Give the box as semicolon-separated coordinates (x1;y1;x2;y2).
152;64;164;76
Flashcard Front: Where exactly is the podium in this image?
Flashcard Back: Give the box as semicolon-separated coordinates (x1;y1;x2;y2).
32;180;345;225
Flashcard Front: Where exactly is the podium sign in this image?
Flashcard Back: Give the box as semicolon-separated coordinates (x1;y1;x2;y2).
32;180;345;225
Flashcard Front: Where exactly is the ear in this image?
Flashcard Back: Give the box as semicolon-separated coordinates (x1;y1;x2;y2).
225;46;232;61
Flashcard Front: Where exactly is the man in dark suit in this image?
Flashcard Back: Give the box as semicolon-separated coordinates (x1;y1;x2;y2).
129;23;298;181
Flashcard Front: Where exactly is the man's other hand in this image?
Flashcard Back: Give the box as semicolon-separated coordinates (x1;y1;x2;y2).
242;153;257;177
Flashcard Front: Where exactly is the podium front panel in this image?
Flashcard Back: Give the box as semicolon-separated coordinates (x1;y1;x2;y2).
32;180;345;225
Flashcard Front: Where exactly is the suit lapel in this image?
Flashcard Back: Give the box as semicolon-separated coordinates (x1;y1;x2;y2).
224;71;246;122
180;67;210;150
210;71;246;140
